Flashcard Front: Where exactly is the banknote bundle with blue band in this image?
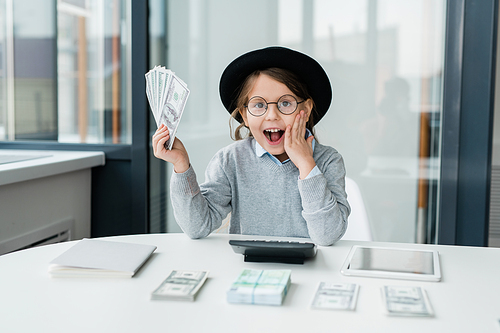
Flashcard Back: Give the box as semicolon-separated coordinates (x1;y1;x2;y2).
227;269;291;306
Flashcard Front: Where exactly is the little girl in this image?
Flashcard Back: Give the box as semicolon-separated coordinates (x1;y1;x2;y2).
152;46;350;246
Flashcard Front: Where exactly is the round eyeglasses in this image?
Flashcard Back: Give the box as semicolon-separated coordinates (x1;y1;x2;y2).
244;95;305;117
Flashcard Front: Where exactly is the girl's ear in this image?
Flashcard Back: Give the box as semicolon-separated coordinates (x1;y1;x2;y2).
303;98;314;121
239;108;249;127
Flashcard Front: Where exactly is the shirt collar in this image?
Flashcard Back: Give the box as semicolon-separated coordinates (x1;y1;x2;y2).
255;128;315;165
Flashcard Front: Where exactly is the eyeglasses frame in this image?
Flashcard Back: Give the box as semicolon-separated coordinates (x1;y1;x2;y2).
244;94;306;117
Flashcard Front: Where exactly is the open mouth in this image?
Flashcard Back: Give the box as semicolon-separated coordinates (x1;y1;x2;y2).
264;129;284;144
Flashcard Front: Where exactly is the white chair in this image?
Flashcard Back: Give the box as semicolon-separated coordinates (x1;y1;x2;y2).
342;177;372;241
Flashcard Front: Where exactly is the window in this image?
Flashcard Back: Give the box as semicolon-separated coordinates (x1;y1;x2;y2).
0;0;131;143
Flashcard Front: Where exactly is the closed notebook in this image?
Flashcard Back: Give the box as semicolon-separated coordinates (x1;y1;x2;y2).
48;238;157;278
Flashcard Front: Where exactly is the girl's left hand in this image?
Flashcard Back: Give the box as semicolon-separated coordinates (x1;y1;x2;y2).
284;110;317;179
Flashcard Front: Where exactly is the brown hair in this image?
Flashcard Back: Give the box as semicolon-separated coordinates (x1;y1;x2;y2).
229;68;317;141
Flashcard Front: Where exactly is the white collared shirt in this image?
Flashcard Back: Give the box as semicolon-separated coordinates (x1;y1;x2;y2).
254;129;321;179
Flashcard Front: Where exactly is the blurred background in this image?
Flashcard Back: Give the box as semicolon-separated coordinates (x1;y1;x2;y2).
1;0;498;247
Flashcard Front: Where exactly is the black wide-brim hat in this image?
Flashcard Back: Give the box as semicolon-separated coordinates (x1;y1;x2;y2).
219;46;332;123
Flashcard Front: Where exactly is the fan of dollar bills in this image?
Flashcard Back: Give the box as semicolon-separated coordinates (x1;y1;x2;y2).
145;66;190;150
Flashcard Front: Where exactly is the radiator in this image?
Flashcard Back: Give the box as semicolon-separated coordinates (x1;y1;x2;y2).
489;166;500;247
0;218;73;255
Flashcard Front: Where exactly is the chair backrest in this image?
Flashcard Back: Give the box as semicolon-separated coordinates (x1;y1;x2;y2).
342;177;372;241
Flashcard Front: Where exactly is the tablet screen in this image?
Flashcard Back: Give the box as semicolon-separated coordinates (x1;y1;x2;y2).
348;247;434;275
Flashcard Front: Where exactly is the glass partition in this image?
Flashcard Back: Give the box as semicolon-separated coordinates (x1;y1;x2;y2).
149;0;446;244
0;0;7;140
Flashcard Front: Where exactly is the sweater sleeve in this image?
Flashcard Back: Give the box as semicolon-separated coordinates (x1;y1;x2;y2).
170;154;232;239
298;150;350;246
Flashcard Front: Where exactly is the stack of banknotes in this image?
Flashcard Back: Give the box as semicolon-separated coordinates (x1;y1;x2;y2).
151;270;209;301
145;66;190;150
381;285;434;316
227;269;291;306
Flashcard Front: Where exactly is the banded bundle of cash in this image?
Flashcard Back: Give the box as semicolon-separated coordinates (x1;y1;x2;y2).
151;270;209;301
227;269;291;306
381;285;434;316
145;66;190;150
311;282;360;311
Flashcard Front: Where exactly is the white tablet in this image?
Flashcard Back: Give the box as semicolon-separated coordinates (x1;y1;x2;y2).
340;245;441;282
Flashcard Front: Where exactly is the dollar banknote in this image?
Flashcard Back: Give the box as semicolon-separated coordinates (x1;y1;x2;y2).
145;66;190;150
311;282;359;310
381;285;434;316
151;270;209;301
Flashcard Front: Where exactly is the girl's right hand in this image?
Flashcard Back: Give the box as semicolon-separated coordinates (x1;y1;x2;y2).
152;124;190;173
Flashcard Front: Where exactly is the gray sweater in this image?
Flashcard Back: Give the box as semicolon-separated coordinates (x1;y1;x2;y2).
170;137;350;246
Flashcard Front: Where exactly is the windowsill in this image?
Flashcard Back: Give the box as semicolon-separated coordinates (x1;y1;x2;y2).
0;150;105;186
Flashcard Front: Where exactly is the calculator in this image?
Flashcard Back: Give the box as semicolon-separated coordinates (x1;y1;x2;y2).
229;239;317;264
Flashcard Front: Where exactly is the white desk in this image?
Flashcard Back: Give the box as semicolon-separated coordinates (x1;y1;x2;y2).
1;233;499;333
